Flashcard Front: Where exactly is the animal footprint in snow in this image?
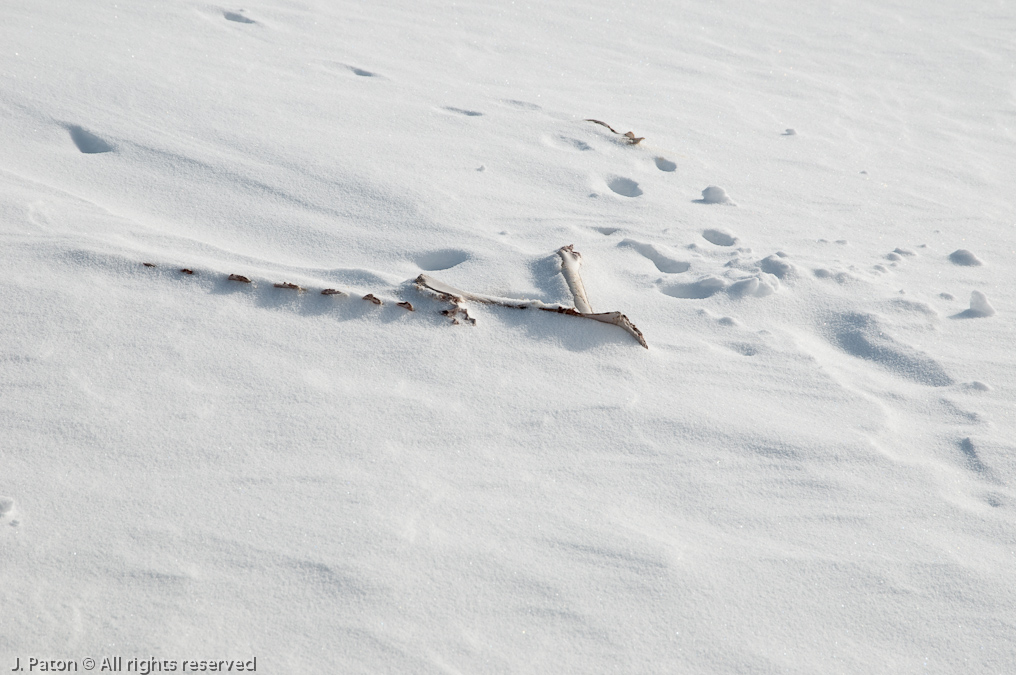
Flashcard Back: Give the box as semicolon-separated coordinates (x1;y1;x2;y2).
958;438;994;479
659;276;727;299
552;136;593;151
224;10;255;23
887;248;915;262
727;276;777;298
702;229;737;246
65;125;114;154
0;497;17;529
758;254;794;279
825;312;953;386
619;239;689;273
442;107;483;117
607;176;642;197
654;157;677;172
416;249;469;271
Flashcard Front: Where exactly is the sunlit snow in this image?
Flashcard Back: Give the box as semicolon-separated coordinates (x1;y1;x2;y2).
2;0;1014;672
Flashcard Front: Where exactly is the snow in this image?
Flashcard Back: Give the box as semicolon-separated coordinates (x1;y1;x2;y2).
2;0;1014;671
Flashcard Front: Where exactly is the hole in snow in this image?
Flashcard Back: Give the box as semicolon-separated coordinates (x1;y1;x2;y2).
607;177;642;198
416;249;469;271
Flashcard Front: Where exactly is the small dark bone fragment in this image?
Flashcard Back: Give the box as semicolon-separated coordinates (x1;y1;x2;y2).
397;301;415;311
274;282;303;291
585;119;644;144
181;269;194;275
143;262;156;267
363;294;382;305
441;306;476;325
228;274;251;283
321;288;345;296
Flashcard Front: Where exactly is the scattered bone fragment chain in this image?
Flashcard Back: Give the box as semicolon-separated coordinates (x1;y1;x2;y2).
140;246;648;348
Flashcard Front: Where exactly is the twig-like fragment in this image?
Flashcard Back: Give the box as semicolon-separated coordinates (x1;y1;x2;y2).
181;268;194;275
557;244;593;314
274;282;303;291
585;119;644;145
363;294;382;305
321;288;345;296
228;274;251;283
397;301;415;311
143;262;156;268
586;119;619;134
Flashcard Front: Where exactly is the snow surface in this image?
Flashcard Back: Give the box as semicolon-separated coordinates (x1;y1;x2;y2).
2;0;1015;672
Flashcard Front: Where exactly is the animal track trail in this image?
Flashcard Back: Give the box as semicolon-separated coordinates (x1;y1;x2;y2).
619;239;689;273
